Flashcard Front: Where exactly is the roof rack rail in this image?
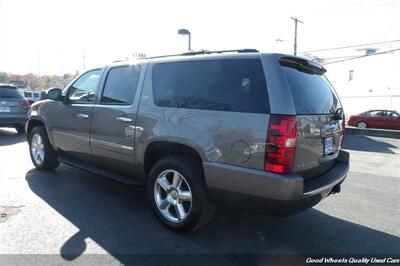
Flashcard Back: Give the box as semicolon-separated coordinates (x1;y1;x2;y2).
111;58;130;63
139;49;259;60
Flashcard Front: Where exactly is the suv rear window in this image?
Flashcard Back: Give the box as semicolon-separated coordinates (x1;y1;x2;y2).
282;67;341;115
152;59;269;114
0;87;23;98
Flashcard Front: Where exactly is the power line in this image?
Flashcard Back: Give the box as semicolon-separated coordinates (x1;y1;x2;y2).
302;39;400;53
371;24;400;38
322;55;364;60
323;47;400;65
309;0;399;19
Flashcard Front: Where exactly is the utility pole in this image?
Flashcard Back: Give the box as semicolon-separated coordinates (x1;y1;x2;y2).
38;52;41;80
291;17;303;56
82;50;86;71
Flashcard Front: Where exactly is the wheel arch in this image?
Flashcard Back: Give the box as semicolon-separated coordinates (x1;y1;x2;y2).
26;118;56;149
143;141;204;178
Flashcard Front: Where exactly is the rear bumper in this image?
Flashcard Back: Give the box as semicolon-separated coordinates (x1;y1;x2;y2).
0;114;28;127
203;150;350;215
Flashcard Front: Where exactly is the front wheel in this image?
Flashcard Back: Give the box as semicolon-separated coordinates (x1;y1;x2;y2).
357;121;368;129
147;155;215;233
28;126;59;171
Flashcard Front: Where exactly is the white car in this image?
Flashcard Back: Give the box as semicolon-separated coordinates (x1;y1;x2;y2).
23;91;41;103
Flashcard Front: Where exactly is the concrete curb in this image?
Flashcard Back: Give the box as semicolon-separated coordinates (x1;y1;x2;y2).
345;126;400;139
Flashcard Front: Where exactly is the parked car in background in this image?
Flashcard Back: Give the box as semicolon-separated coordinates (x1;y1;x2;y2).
24;91;41;104
26;50;349;232
0;84;30;133
348;110;400;130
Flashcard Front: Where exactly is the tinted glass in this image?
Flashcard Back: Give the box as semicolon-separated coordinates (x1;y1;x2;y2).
101;65;141;105
68;69;101;104
152;59;269;114
0;87;23;98
24;92;33;97
282;67;341;115
367;111;384;117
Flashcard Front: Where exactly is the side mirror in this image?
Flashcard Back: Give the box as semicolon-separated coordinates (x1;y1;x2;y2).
46;88;63;101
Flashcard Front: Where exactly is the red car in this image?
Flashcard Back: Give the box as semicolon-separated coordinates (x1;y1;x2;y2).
348;110;400;130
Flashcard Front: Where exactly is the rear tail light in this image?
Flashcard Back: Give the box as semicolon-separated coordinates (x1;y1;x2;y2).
341;114;346;149
19;101;31;107
342;114;346;128
264;115;297;173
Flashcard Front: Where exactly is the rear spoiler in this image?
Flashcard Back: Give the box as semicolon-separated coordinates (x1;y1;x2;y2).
279;56;326;75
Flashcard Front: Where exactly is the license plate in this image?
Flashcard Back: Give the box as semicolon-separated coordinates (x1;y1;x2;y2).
0;107;10;112
324;136;335;155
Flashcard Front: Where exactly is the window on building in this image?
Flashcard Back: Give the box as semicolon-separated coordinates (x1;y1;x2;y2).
348;70;354;81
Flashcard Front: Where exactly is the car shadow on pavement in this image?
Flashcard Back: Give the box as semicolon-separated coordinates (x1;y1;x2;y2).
0;128;26;146
25;166;400;264
343;134;398;154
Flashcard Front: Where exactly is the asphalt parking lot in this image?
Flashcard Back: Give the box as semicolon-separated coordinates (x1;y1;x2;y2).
0;128;399;265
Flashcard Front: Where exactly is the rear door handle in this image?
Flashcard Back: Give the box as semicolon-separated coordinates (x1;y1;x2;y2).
76;113;89;119
116;116;132;123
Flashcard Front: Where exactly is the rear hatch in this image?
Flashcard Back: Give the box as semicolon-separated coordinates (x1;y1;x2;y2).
279;57;344;181
0;87;30;114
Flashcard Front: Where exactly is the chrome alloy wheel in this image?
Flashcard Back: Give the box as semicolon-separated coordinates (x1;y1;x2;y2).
154;169;193;223
357;122;367;129
31;133;45;165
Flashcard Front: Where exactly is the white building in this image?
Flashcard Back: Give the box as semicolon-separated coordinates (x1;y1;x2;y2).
307;46;400;115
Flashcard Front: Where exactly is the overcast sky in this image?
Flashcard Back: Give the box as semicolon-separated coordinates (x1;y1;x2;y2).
0;0;399;75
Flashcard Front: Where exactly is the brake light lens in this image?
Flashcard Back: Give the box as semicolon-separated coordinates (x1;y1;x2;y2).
340;114;345;149
19;101;31;107
264;115;297;173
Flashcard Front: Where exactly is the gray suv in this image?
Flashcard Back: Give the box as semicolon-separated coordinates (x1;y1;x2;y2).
0;84;30;133
27;50;349;232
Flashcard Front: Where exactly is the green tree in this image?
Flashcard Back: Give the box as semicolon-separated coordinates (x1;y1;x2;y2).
0;72;8;83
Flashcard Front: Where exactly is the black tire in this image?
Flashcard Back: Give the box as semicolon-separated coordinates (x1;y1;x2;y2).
15;125;25;134
356;121;368;129
28;125;59;171
147;155;215;233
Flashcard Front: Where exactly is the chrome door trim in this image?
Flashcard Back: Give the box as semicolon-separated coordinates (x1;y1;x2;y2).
52;130;90;142
91;138;134;151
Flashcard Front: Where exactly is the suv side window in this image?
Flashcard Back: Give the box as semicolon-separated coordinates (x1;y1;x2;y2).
152;59;269;114
68;69;101;104
100;65;141;105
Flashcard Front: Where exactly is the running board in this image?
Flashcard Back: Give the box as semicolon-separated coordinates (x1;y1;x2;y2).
58;156;144;185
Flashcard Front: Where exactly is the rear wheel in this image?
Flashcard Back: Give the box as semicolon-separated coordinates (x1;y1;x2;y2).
357;121;368;129
28;126;59;171
147;155;215;233
15;125;25;134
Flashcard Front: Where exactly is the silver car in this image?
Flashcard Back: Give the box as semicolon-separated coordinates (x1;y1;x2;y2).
27;50;349;232
0;84;30;133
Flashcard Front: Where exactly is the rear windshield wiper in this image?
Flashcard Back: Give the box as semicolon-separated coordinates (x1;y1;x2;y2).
279;56;326;75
